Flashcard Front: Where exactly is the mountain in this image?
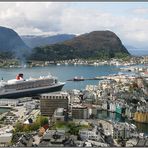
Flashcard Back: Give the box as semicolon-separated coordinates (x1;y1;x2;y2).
21;34;76;48
30;30;130;61
0;26;30;59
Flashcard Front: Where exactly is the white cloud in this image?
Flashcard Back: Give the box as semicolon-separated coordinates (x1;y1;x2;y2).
0;2;148;48
132;7;148;15
60;7;148;48
0;2;66;34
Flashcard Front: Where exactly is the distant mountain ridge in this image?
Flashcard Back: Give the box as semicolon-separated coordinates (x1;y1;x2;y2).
21;34;76;48
30;30;130;61
125;45;148;56
0;26;30;59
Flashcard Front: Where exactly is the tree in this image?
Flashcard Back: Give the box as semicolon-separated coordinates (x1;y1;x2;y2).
30;122;40;131
23;125;30;132
36;116;49;127
15;122;24;132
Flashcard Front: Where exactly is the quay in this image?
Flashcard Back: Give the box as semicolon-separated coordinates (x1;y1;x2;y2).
0;106;12;109
67;76;107;81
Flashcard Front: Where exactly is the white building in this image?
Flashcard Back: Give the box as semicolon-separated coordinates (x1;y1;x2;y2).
109;102;116;112
79;126;101;141
87;140;108;147
53;108;65;122
0;133;12;146
113;122;132;139
0;99;19;106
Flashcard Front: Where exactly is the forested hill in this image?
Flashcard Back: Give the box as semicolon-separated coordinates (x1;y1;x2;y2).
29;30;130;61
0;26;30;59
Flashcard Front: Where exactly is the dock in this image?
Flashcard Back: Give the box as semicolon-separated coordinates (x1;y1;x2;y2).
67;76;107;81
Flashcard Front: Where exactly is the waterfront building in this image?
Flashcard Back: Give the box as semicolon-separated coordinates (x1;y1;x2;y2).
113;122;136;140
115;104;122;114
133;102;148;123
109;102;116;112
0;99;19;106
125;106;136;119
40;92;69;117
0;97;32;106
72;105;89;119
134;112;148;123
102;101;108;110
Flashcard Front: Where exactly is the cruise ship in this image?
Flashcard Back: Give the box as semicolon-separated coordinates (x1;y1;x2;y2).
0;73;65;98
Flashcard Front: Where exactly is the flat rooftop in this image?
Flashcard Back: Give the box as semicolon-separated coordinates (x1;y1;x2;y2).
40;91;68;97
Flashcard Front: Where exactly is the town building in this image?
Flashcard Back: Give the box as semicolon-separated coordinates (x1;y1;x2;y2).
79;126;101;141
40;92;69;117
113;122;136;140
53;108;66;122
38;129;66;147
0;133;12;146
72;105;89;119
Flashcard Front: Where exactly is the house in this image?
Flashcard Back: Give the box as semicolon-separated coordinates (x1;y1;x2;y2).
39;129;66;147
38;127;46;137
16;134;34;147
113;122;136;140
79;126;101;141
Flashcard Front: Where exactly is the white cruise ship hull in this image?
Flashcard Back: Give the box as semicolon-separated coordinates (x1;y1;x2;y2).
0;82;65;99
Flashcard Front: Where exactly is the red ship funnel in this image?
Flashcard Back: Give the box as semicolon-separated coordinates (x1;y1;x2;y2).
16;73;24;80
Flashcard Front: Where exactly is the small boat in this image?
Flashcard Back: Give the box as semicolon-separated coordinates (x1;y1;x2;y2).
73;76;84;81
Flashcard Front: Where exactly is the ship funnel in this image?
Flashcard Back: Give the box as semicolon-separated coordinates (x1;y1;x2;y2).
16;73;24;80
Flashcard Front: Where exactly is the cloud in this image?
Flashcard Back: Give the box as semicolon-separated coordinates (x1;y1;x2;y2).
132;7;148;15
0;2;148;48
0;2;66;34
60;7;148;48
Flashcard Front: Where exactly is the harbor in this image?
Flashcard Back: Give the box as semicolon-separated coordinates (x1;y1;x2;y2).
0;62;147;147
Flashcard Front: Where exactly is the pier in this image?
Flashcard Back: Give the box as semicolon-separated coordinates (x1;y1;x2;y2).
67;76;107;81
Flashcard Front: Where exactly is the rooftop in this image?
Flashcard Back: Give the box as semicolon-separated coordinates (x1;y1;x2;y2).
136;139;148;147
40;91;68;96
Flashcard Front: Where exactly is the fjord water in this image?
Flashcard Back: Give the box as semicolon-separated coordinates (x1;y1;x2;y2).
0;65;121;90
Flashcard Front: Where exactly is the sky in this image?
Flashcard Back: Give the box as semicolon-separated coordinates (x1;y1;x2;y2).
0;2;148;49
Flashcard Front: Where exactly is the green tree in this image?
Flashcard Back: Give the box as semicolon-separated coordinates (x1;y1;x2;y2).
15;122;24;132
30;122;40;131
36;116;49;127
23;125;30;132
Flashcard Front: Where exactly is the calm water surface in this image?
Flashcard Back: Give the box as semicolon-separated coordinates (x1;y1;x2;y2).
0;108;11;114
